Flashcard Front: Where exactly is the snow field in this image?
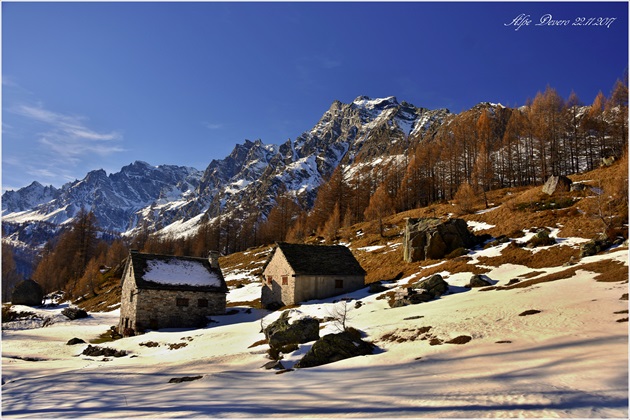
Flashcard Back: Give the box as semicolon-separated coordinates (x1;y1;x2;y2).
2;241;628;417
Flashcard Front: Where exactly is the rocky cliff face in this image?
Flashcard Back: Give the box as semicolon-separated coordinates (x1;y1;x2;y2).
2;181;60;214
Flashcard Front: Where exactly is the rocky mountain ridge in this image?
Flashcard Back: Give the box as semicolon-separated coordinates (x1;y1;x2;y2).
2;96;452;270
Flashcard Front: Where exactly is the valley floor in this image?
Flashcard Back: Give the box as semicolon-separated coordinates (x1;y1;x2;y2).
2;245;628;418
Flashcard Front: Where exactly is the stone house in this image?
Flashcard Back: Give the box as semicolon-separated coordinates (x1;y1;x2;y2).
261;242;366;309
119;250;228;333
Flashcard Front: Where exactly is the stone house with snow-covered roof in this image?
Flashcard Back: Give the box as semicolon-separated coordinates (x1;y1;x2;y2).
119;250;228;333
261;242;366;309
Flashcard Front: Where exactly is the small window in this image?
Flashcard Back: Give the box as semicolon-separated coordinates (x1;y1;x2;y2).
198;298;208;308
176;298;189;307
266;275;273;286
282;276;288;285
129;293;134;302
335;279;344;289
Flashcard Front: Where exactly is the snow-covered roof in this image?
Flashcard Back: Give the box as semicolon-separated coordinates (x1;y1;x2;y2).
128;251;227;292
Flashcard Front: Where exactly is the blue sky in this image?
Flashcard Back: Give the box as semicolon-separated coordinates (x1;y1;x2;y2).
2;1;628;191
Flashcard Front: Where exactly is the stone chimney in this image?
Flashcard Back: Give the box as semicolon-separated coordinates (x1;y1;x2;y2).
208;251;220;269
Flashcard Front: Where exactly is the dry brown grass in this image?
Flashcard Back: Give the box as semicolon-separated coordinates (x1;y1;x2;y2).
220;245;271;279
462;194;604;240
409;257;490;283
518;271;546;279
501;266;580;289
76;274;122;313
379;326;433;343
227;298;262;309
456;157;628;240
248;339;268;348
590;260;628;283
477;243;580;269
498;259;628;290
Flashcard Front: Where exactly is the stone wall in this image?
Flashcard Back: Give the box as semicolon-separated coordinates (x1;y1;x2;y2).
293;274;365;304
262;247;365;308
262;250;295;308
133;288;226;331
119;262;226;332
119;263;138;332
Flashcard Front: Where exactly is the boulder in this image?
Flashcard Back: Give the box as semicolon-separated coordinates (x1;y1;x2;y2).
261;360;286;370
466;274;493;288
542;175;572;195
11;279;44;306
264;311;319;350
62;307;89;320
66;337;86;345
446;335;472;345
368;282;388;293
168;375;202;384
403;218;477;262
81;345;127;358
526;229;556;248
408;290;433;304
389;282;441;308
483;235;510;249
570;183;586;192
580;235;613;258
413;274;449;298
519;309;542;316
294;330;374;368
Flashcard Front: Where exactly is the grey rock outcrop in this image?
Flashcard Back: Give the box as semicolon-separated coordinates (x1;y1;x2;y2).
389;274;449;308
62;307;89;320
542;175;572;195
264;311;320;350
526;229;556;248
403;218;476;262
390;288;434;308
413;274;450;298
580;234;613;258
466;274;493;288
294;330;374;368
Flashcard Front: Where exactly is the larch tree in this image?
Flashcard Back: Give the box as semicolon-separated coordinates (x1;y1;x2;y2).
564;91;584;174
530;87;565;179
321;202;342;242
606;78;629;157
363;182;395;237
474;109;496;197
2;245;23;302
453;182;479;215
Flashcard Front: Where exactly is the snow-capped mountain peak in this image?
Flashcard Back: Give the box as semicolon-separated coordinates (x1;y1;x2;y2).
2;96;450;264
352;95;399;110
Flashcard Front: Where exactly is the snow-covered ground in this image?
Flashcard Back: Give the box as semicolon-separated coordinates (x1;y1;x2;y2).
2;244;628;418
